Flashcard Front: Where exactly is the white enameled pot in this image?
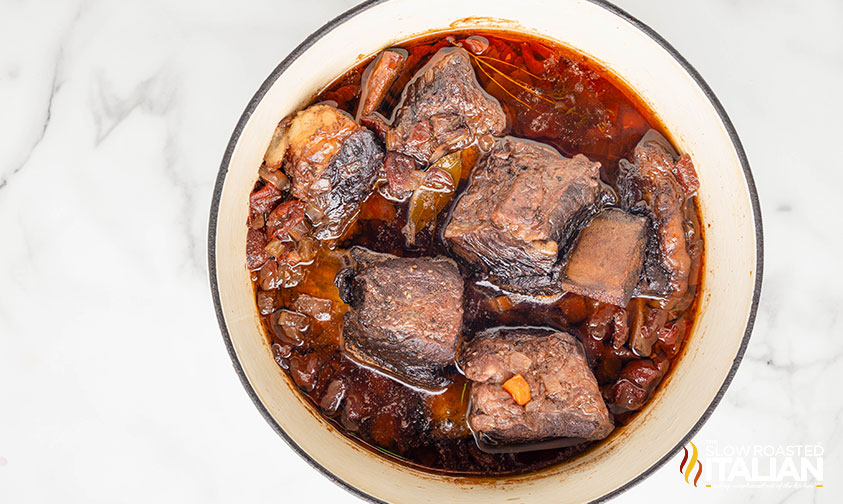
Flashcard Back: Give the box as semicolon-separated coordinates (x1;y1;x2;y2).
208;1;763;502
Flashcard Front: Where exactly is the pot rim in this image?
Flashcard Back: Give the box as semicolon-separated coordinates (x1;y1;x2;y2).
207;1;763;502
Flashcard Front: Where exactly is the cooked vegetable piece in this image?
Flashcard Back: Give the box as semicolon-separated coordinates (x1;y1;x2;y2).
246;228;270;270
402;151;461;244
320;379;347;415
292;293;333;322
289;353;321;391
263;238;291;259
264;200;305;240
249;183;282;213
629;305;667;357
381;151;421;200
673;154;700;196
357;48;407;120
257;291;276;315
271;309;309;346
295;237;317;263
259;164;291;191
459;144;481;180
264;117;291;169
502;374;531;405
606;357;669;413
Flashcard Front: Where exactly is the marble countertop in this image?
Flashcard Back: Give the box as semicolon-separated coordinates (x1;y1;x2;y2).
0;0;839;502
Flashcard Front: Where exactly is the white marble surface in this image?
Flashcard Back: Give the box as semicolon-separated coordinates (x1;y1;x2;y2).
0;0;840;502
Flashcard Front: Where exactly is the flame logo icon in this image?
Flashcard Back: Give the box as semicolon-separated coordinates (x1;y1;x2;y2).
679;441;703;487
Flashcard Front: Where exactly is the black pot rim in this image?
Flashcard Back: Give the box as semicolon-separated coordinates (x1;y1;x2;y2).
207;1;763;502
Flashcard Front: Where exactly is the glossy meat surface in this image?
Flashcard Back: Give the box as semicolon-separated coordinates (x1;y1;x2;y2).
265;104;358;189
306;128;383;240
459;328;613;443
385;47;506;164
337;248;464;389
444;137;603;294
618;131;695;297
561;208;648;306
264;104;383;240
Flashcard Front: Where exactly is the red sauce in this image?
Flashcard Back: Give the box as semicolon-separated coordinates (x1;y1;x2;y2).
250;30;704;475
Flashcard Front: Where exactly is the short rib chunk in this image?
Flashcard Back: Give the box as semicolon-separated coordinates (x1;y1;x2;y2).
385;47;506;164
444;137;603;294
337;248;464;389
459;328;613;444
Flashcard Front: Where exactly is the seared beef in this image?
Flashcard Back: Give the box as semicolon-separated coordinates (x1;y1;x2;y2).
618;131;696;297
264;104;357;181
385;47;506;165
459;328;613;444
306;128;383;240
337;248;463;389
444;137;604;294
560;208;648;306
263;104;384;240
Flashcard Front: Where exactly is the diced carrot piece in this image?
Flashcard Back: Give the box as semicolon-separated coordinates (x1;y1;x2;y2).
487;295;513;313
502;374;531;405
